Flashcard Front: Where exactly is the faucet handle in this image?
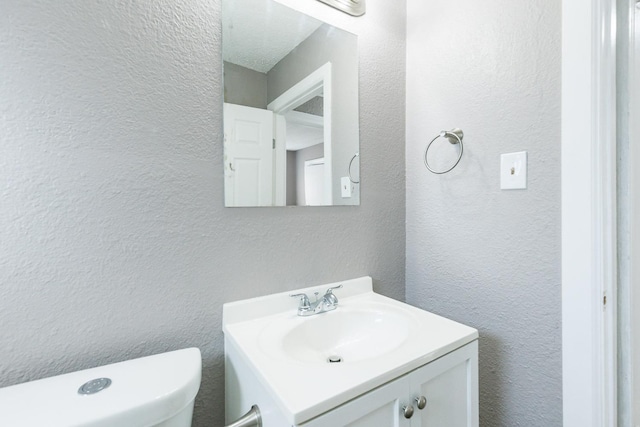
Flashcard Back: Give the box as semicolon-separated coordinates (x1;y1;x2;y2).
290;293;311;310
322;284;343;308
324;284;343;295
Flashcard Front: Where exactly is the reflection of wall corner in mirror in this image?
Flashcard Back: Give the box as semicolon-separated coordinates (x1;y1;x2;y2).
316;0;366;17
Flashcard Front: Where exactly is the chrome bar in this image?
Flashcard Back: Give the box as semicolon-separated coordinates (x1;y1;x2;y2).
226;405;261;427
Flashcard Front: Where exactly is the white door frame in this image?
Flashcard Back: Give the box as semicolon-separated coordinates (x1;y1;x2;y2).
268;62;333;206
562;0;618;425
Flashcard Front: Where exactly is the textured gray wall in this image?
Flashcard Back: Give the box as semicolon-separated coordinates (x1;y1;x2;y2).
0;1;406;426
405;0;562;425
286;151;298;206
223;61;268;109
294;96;324;116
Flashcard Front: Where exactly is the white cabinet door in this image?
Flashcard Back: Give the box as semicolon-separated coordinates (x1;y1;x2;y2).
410;341;479;427
300;375;412;427
297;341;478;427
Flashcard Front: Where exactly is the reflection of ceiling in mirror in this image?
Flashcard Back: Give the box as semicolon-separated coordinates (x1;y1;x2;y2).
223;0;323;73
284;111;323;151
294;96;324;117
286;122;324;151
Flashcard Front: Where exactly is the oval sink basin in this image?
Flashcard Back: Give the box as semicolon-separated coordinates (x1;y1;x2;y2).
259;305;412;364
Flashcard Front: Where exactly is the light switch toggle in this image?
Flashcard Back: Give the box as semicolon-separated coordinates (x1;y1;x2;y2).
341;177;352;198
500;151;527;190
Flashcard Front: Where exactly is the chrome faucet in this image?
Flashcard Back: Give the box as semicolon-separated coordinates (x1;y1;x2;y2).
290;285;343;317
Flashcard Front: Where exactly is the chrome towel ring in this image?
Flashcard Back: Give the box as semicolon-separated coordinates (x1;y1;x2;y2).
348;152;360;184
424;128;464;174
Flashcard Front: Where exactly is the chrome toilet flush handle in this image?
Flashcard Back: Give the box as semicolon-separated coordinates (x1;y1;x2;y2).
225;405;261;427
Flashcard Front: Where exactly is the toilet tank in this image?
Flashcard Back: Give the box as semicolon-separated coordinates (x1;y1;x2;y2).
0;348;201;427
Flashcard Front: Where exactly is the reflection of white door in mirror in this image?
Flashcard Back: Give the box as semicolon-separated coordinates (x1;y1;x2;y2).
224;103;274;207
304;158;325;206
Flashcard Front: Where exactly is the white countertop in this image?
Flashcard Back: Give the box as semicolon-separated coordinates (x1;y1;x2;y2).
223;276;478;424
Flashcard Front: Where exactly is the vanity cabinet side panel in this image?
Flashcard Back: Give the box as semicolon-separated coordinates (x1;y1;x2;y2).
299;375;411;427
411;340;479;427
225;338;291;426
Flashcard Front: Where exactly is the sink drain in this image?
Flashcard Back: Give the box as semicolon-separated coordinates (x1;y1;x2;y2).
327;355;343;363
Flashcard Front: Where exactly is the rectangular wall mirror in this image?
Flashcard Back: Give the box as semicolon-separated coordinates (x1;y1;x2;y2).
222;0;360;207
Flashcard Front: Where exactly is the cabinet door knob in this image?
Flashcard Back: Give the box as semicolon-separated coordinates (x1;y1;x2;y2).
415;396;427;410
402;404;414;419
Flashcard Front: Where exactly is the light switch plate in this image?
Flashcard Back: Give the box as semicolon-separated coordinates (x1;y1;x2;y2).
341;177;352;198
500;151;528;190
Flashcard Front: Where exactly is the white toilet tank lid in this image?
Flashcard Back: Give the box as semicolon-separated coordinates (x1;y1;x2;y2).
0;347;202;427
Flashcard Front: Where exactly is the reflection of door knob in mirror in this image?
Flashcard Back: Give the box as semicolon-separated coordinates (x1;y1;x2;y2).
402;404;414;419
415;395;427;410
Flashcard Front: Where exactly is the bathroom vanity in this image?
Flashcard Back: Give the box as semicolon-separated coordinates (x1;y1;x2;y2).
223;277;478;426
